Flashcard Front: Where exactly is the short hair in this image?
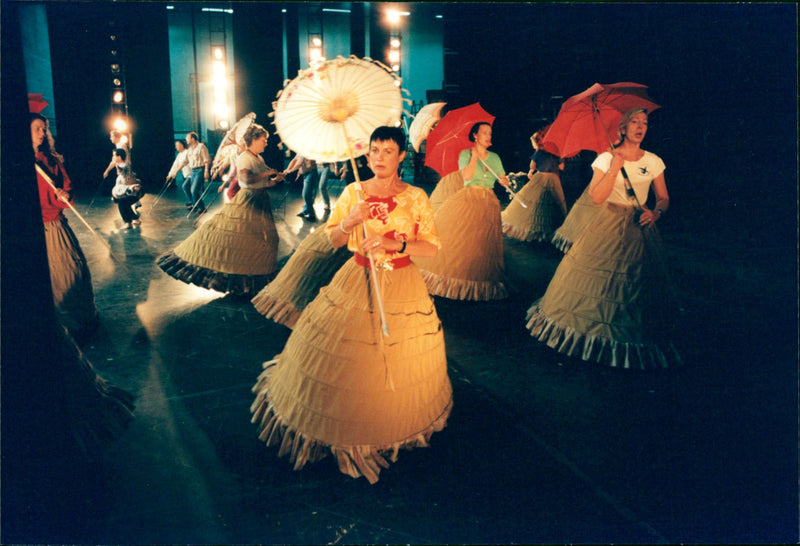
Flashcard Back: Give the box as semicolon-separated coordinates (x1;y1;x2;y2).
242;123;268;146
617;108;648;142
113;147;127;161
468;122;491;142
369;126;406;151
186;131;199;142
175;139;187;149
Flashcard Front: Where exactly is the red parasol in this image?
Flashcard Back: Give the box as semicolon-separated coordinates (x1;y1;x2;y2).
28;93;49;114
424;103;495;176
541;82;660;158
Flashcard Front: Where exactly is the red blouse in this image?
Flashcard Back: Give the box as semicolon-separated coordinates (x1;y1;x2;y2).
35;152;72;223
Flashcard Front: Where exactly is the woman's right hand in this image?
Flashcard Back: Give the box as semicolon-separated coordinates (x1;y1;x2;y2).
609;148;625;171
346;201;370;227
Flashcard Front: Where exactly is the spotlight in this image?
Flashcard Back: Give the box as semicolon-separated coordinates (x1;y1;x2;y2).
113;90;125;103
113;117;128;132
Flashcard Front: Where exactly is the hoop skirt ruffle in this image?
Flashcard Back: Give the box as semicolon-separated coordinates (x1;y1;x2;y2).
526;203;682;369
251;258;453;484
414;186;508;300
501;172;567;242
251;227;350;328
551;185;600;253
44;218;99;339
156;188;279;295
428;170;464;212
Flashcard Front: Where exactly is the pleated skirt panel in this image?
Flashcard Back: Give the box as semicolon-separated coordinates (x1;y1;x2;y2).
251;227;350;329
428;170;465;212
502;172;567;242
414;186;508;300
156;188;279;295
251;258;453;484
526;203;683;369
44;218;99;338
551;185;600;253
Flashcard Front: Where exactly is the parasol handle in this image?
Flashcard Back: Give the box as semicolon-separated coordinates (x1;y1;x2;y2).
477;157;527;208
340;123;390;338
35;163;127;270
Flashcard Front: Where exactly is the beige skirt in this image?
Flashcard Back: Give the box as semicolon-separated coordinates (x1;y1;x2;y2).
44;217;98;338
428;170;465;212
551;185;600;253
502;172;567;242
414;185;508;300
527;202;682;369
251;227;350;328
156;188;279;295
251;258;453;484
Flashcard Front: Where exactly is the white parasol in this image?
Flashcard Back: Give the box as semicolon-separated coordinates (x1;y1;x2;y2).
408;102;446;152
271;56;404;163
211;112;257;179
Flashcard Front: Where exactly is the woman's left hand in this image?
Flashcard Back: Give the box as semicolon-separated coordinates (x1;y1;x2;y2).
638;207;659;226
53;187;70;203
362;234;392;254
499;175;511;188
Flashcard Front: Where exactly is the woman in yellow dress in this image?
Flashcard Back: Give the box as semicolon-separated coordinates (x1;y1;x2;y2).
251;127;453;484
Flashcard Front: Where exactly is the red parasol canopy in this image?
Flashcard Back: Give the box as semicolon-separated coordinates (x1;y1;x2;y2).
424;103;495;176
28;93;49;114
541;82;660;158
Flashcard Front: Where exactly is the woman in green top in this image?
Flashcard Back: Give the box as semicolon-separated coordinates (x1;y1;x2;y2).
415;122;512;300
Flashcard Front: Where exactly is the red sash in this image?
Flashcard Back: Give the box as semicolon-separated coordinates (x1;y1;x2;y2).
354;253;411;270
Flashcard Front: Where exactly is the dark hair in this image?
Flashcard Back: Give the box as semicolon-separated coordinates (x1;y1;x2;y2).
175;139;187;149
369;126;406;151
186;131;199;142
30;112;63;165
468;122;491;142
243;123;268;146
114;147;127;161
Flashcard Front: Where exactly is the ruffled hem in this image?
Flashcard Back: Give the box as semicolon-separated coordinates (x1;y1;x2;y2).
251;359;452;484
420;268;509;301
251;288;300;329
156;250;276;296
502;222;553;243
526;303;683;370
550;231;573;253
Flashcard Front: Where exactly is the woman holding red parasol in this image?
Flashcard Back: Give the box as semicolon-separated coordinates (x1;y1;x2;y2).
31;112;99;342
415;120;512;300
156;123;285;296
251;127;453;484
526;108;682;369
501;127;569;243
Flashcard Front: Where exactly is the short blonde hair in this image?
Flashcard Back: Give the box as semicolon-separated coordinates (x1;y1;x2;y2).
617;107;648;142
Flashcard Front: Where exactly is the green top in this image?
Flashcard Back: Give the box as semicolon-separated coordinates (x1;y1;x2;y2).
458;149;506;188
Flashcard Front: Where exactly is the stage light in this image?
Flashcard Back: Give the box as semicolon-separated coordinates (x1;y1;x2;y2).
113;78;122;86
113;117;128;132
113;90;125;103
387;9;400;24
213;46;224;60
110;63;120;74
389;50;400;64
391;64;400;72
390;38;401;48
218;120;230;130
311;36;322;47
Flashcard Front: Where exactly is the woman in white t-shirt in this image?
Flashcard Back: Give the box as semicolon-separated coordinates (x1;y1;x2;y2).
526;108;682;369
156;124;285;295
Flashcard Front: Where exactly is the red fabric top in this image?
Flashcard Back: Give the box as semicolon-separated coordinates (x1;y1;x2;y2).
35;152;72;223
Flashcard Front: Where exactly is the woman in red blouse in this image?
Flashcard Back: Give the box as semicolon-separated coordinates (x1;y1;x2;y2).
31;112;98;341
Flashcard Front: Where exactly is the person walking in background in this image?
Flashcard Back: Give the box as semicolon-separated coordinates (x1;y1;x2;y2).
110;148;143;230
501;128;568;243
284;154;319;221
414;121;511;301
251;126;453;484
165;139;192;205
170;131;210;214
101;129;129;180
156;123;284;295
526;108;681;369
31;112;99;342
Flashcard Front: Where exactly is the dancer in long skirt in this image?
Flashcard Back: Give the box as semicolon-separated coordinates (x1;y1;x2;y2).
502;130;568;242
31;113;99;341
156;124;284;296
526;108;682;369
250;227;350;329
251;127;453;484
414;122;512;300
